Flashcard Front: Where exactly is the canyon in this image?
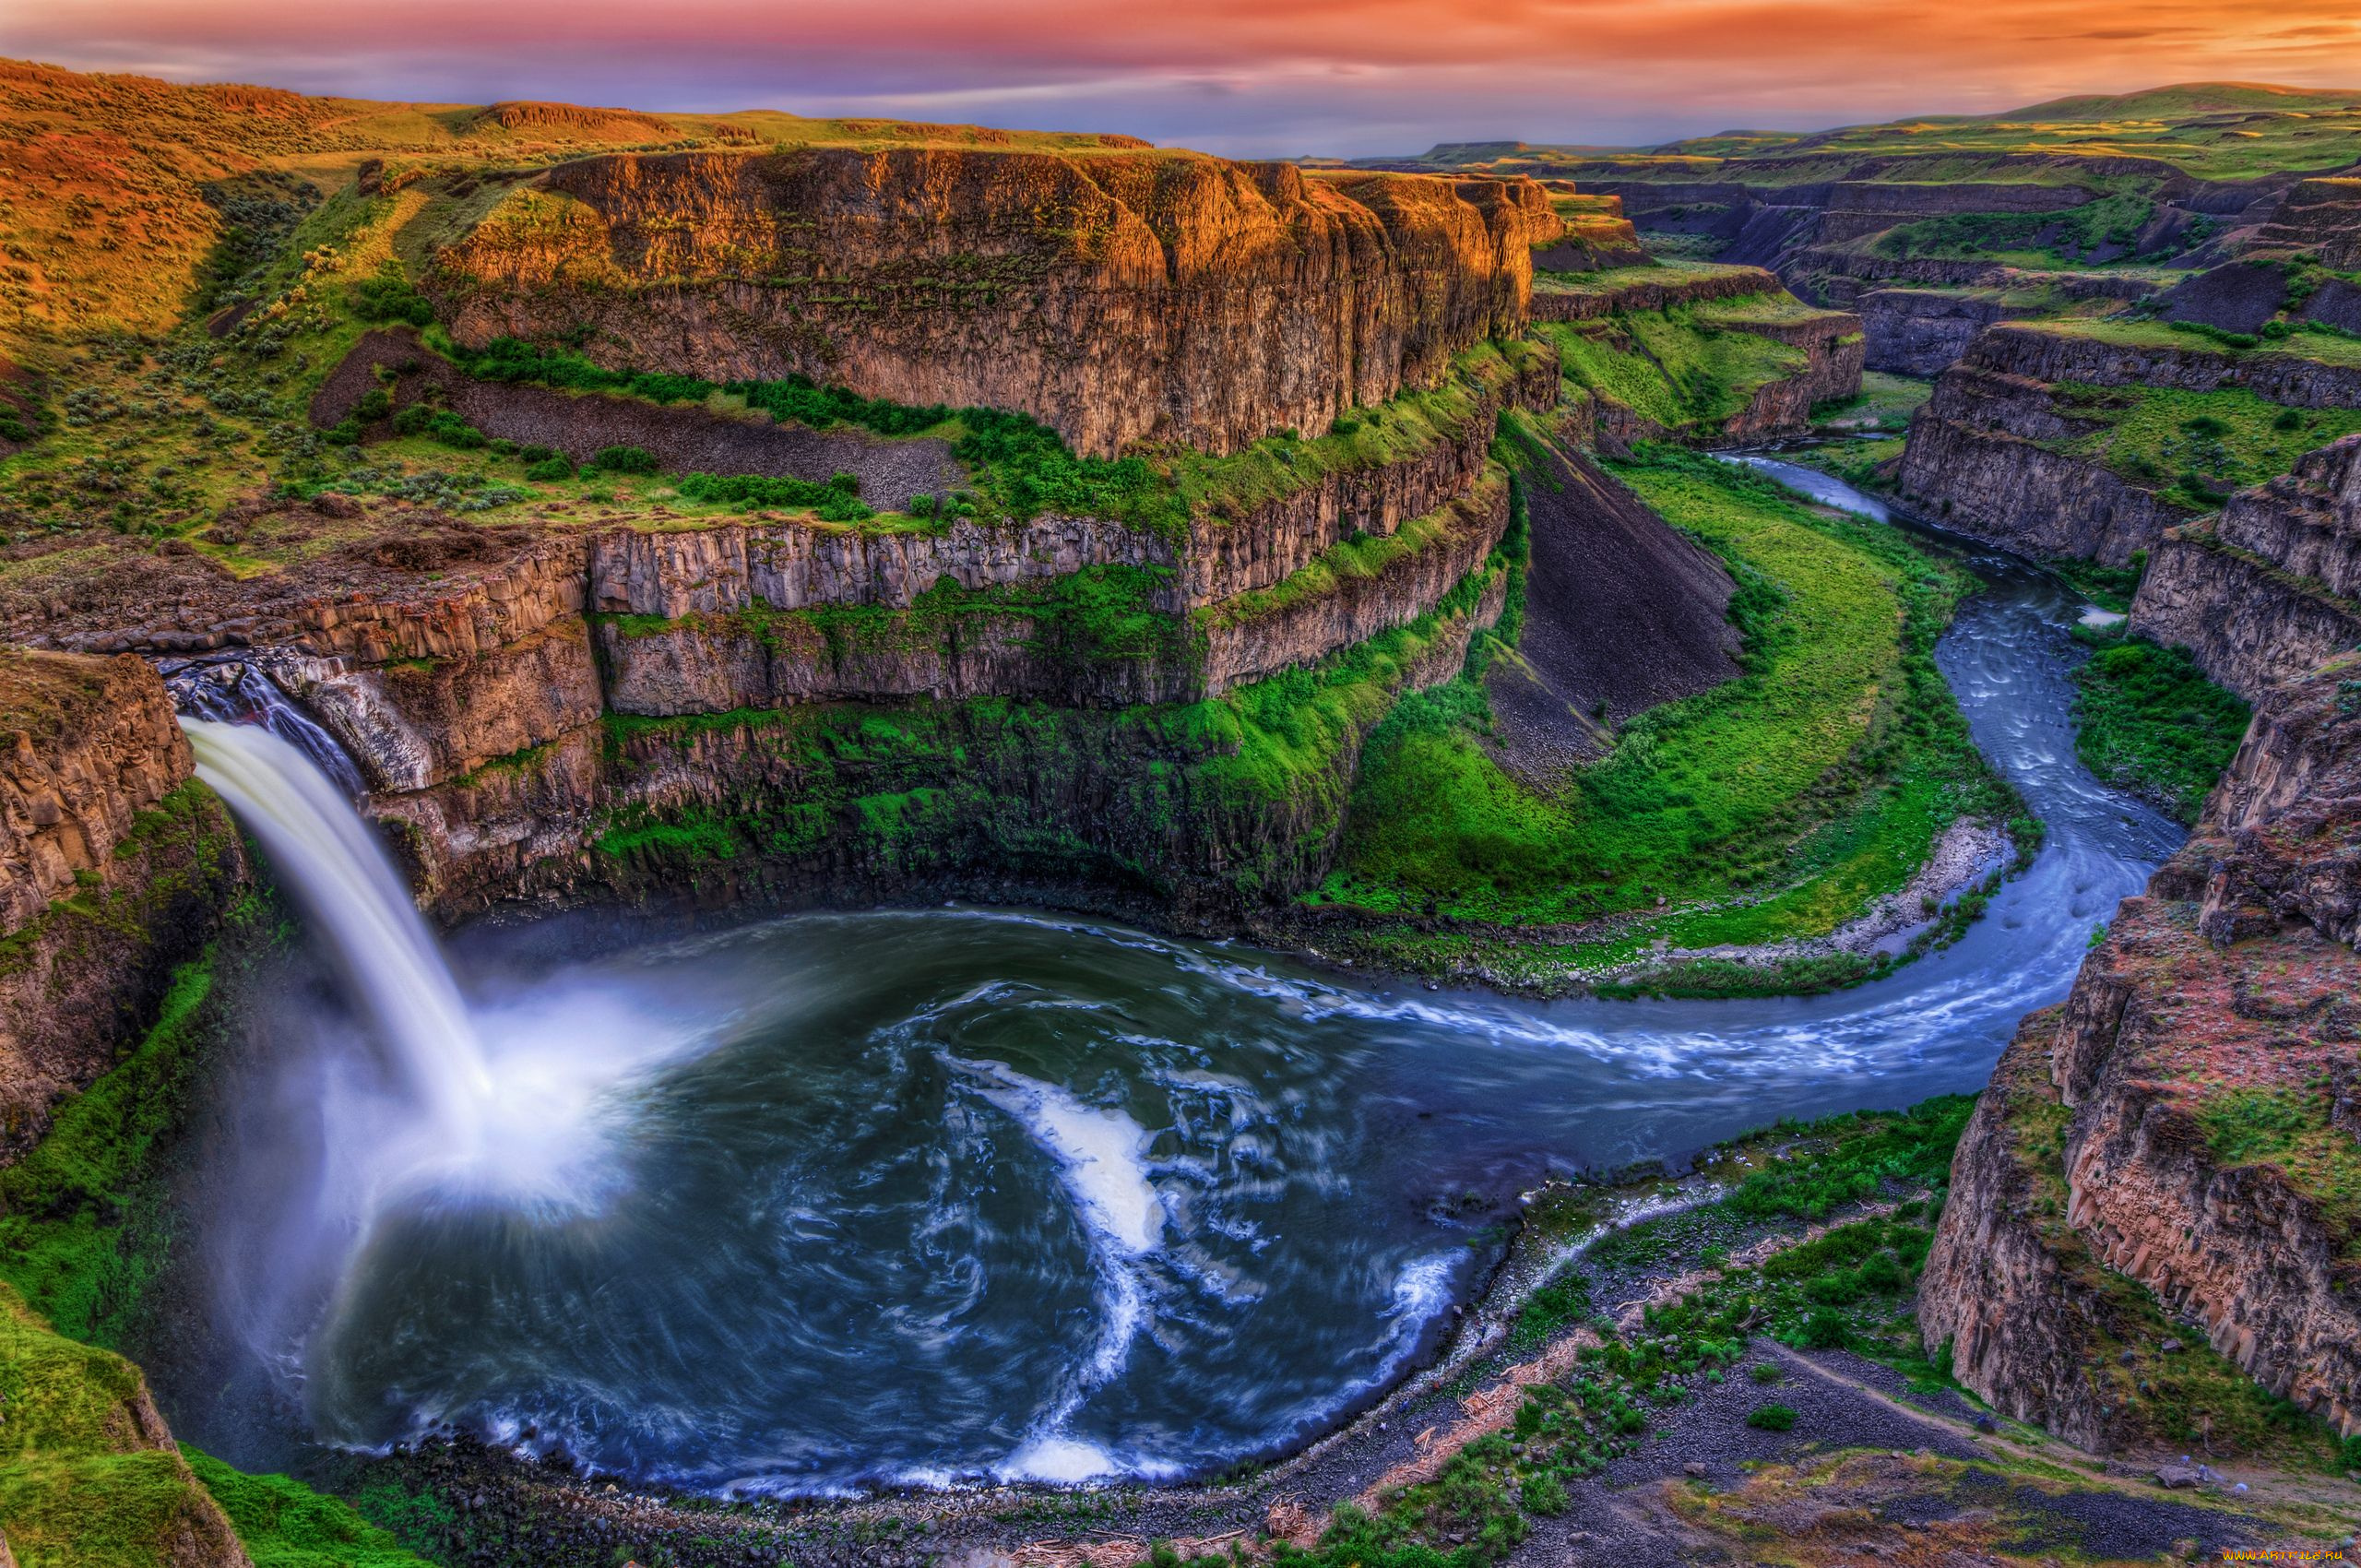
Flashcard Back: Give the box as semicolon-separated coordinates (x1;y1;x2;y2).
4;58;2361;1568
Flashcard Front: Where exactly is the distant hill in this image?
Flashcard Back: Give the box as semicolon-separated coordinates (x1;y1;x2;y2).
1999;82;2361;121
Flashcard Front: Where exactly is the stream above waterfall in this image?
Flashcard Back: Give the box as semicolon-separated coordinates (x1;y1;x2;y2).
167;459;2186;1497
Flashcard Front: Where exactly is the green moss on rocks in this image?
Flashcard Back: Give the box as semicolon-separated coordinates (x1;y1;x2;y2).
185;1449;430;1568
0;945;219;1348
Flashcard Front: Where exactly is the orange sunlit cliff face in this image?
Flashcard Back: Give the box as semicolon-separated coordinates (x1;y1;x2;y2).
17;0;2360;153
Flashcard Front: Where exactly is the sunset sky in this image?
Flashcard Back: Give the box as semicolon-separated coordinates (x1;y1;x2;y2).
13;1;2360;155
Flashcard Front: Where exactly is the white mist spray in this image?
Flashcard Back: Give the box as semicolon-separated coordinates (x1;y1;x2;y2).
182;719;492;1146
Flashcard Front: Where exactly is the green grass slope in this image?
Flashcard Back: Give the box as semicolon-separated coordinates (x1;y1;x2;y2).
1318;447;2020;987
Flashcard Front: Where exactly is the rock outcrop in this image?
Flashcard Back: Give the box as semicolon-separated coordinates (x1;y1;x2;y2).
0;1283;253;1566
1539;268;1863;447
1857;288;2024;377
1924;653;2361;1449
434;148;1561;458
1529;265;1784;322
2130;437;2361;702
2249;177;2361;268
313;331;967;513
0;651;242;1156
1895;324;2361;565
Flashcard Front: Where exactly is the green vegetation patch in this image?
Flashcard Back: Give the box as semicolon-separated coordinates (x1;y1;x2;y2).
1872;192;2159;267
185;1450;430;1568
0;1284;231;1568
2193;1087;2361;1253
1542;306;1804;435
1323;451;2019;970
2069;630;2249;824
1813;371;1931;434
1786;434;1905;493
2049;382;2361;505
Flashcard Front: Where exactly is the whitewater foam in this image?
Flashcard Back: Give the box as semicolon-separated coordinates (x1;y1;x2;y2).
948;1058;1169;1483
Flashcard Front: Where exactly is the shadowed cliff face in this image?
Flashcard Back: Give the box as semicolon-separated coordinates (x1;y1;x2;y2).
1899;325;2361;569
0;651;243;1155
434;148;1560;458
1922;653;2361;1450
2131;435;2361;703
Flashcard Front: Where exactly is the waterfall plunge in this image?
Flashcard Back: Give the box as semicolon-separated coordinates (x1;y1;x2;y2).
184;719;494;1147
184;717;709;1226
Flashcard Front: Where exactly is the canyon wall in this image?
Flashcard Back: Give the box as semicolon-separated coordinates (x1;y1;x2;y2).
0;650;243;1156
433;148;1561;458
1857;289;2023;377
1895;325;2361;565
1923;653;2361;1450
1536;267;1863;446
2130;436;2361;702
10;341;1547;929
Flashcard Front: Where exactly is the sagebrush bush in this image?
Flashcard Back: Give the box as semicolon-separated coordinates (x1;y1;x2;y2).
589;444;659;475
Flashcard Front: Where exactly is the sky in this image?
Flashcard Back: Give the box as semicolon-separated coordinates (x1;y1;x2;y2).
11;1;2361;157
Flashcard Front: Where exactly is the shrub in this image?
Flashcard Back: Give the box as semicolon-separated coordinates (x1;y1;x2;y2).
519;444;556;462
1858;1251;1908;1292
323;419;362;446
353;388;392;423
524;457;575;482
589;445;659;475
1749;1362;1782;1384
391;404;433;436
1746;1404;1797;1431
672;469;872;521
1798;1311;1849;1349
2273;407;2306;432
1510;1276;1596;1350
1519;1473;1570;1515
350;266;434;327
1802;1272;1864;1306
428;414;486;450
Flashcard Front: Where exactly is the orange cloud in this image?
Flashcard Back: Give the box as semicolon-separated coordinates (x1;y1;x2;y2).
12;0;2361;153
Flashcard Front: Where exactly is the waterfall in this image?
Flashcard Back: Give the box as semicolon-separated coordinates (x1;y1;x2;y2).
182;719;493;1143
164;657;370;797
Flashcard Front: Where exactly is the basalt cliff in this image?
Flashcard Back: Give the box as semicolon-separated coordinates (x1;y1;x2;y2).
1922;651;2361;1449
433;148;1560;458
2131;434;2361;701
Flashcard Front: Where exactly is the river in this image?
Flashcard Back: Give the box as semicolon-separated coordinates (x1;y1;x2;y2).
172;457;2184;1498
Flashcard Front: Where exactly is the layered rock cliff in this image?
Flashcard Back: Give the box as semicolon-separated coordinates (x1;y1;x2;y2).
1857;289;2024;377
1923;653;2361;1450
433;148;1560;457
1895;324;2361;565
0;651;242;1156
2249;177;2361;269
2130;436;2361;702
1536;267;1863;447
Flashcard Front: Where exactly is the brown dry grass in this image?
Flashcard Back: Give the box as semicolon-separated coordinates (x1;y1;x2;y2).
0;56;1153;358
